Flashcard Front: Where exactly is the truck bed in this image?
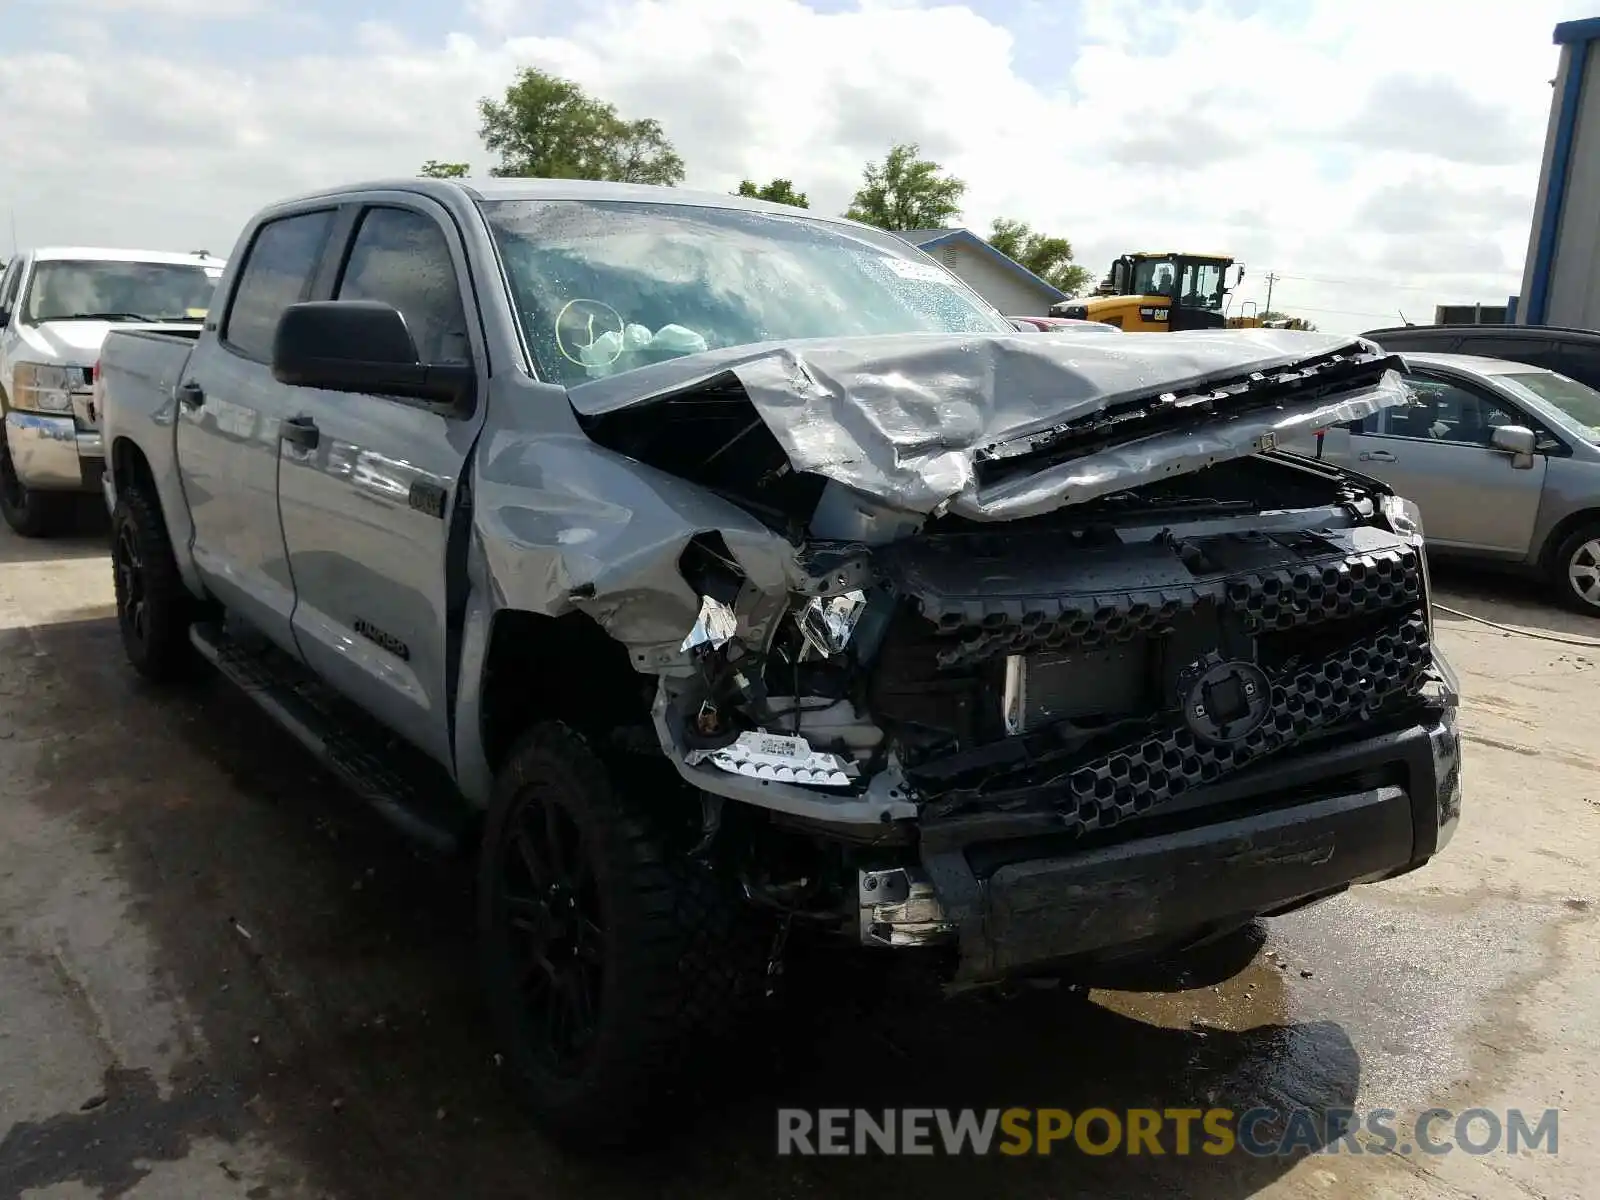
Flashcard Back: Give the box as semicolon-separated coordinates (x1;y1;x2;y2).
96;327;204;528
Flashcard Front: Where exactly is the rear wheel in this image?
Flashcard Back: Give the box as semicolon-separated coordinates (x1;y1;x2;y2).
111;481;202;680
0;429;71;538
479;724;765;1144
1553;524;1600;615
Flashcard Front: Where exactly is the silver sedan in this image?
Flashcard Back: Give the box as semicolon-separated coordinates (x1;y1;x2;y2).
1283;351;1600;613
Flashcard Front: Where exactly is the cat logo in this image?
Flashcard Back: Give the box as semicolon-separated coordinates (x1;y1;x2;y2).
1138;306;1171;323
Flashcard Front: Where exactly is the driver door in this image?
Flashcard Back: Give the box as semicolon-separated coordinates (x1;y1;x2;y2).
275;197;485;768
1170;260;1225;331
1352;372;1546;556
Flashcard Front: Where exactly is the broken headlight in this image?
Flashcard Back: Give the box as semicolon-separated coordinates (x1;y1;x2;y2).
1380;493;1424;540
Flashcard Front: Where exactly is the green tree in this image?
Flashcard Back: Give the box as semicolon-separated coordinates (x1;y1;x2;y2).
986;218;1093;298
419;160;470;178
734;178;809;208
477;68;685;185
844;143;964;231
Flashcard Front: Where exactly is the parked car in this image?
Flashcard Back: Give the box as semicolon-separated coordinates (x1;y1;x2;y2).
0;247;224;535
97;178;1461;1141
1363;323;1600;392
1281;351;1600;612
1008;314;1122;333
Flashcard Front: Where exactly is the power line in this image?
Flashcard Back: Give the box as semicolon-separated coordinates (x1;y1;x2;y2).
1271;271;1515;294
1235;300;1398;320
1271;302;1398;319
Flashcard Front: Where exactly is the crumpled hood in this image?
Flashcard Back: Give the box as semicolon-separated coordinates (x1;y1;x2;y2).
567;327;1409;521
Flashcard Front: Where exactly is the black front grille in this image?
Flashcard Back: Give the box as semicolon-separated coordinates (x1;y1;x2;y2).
905;535;1422;667
880;522;1434;831
1059;612;1430;834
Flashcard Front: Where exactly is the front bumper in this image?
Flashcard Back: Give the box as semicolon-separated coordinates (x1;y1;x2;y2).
884;694;1460;985
4;411;103;492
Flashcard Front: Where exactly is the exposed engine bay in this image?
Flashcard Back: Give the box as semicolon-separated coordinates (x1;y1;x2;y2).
545;327;1457;979
653;451;1431;834
569;335;1424;825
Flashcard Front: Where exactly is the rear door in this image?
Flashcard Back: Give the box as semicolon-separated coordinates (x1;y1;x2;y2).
177;208;340;651
275;197;485;768
1351;371;1546;555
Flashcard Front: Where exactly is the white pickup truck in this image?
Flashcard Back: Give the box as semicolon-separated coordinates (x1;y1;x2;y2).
0;247;224;535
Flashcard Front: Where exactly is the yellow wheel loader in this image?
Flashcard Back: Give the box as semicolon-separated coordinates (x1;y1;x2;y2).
1052;252;1245;332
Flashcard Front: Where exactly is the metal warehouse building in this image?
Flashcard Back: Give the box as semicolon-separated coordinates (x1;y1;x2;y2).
1518;17;1600;327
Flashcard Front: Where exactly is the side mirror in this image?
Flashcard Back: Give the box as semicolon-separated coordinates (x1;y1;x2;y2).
0;307;10;329
1490;424;1537;468
271;300;473;413
1111;262;1128;292
1235;265;1246;285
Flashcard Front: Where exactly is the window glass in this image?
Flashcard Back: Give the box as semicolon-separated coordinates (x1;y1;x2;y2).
22;260;220;324
1130;257;1175;297
223;210;335;361
479;199;1010;388
336;207;469;365
1554;344;1600;391
1178;261;1225;311
1455;338;1558;372
1497;370;1600;442
0;261;21;310
1387;375;1518;445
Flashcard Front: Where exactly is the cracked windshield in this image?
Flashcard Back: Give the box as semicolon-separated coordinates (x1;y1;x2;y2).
24;259;222;323
480;199;1012;386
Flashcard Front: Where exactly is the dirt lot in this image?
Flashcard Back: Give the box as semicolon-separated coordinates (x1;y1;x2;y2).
0;519;1595;1200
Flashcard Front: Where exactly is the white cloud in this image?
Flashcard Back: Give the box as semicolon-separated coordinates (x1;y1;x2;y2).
43;0;262;15
0;0;1590;330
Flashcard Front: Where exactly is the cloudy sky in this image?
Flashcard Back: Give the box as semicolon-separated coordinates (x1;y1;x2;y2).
1;0;1590;332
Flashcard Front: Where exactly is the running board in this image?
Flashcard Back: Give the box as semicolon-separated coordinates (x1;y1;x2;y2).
188;621;470;857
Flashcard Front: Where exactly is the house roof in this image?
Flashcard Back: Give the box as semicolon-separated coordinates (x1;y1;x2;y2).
893;227;1069;303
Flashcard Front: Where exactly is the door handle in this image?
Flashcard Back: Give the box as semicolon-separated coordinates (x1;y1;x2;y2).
279;415;320;450
176;380;205;410
1358;450;1396;463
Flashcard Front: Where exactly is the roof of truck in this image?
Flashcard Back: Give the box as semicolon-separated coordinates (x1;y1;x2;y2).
29;247;222;266
278;176;862;224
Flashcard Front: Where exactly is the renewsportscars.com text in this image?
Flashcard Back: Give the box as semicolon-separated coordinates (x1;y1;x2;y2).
776;1106;1560;1158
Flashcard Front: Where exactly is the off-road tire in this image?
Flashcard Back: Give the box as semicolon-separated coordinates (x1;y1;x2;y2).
1552;522;1600;616
111;482;202;681
0;425;72;538
479;723;766;1144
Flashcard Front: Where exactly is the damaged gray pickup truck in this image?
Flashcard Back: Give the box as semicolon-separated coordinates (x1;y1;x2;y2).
96;178;1462;1139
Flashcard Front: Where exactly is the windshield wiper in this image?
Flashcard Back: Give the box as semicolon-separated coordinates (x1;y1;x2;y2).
54;312;157;322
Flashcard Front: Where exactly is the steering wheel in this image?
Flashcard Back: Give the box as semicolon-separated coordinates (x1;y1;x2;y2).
554;298;627;369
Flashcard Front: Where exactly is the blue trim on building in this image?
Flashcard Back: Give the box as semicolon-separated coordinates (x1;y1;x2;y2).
1555;17;1600;44
900;228;1069;303
1526;30;1592;325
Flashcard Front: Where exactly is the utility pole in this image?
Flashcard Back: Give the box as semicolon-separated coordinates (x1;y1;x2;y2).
1263;271;1279;317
